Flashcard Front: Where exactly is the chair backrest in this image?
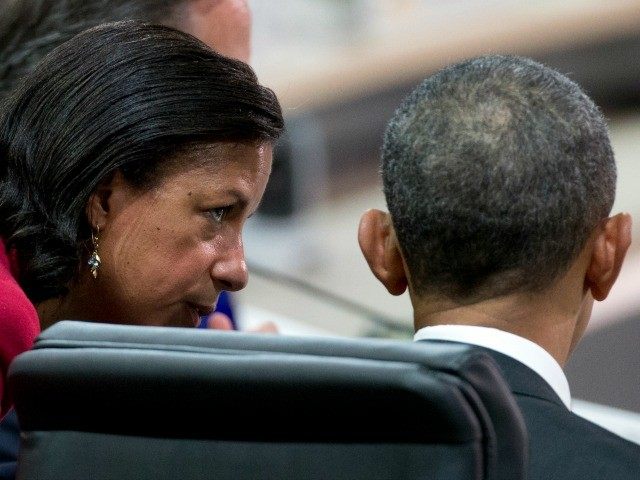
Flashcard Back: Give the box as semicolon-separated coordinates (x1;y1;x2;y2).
9;321;527;480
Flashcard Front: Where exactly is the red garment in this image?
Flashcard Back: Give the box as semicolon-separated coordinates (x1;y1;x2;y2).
0;240;40;417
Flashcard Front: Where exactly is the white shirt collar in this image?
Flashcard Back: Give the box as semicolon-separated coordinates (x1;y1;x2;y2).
414;325;571;409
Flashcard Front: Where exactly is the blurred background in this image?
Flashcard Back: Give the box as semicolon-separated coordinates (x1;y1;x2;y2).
236;0;640;420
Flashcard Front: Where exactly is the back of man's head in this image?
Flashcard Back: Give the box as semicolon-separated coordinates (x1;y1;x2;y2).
0;0;186;96
382;55;616;301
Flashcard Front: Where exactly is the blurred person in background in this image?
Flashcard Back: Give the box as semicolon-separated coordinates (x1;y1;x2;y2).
0;20;282;477
0;0;252;91
359;54;640;479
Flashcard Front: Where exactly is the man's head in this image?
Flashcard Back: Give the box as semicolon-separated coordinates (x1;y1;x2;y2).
0;0;251;96
359;55;630;341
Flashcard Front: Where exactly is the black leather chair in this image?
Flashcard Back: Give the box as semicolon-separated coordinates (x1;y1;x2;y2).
9;321;527;480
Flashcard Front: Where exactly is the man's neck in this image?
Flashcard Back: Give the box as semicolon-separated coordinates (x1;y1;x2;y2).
412;288;591;367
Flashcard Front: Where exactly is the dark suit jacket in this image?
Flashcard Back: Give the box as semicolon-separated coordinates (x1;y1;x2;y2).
420;340;640;479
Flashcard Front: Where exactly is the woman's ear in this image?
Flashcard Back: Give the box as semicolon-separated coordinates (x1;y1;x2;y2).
586;213;632;301
358;209;408;296
85;171;131;230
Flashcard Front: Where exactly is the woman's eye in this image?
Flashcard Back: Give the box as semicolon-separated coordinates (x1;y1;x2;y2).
208;207;229;223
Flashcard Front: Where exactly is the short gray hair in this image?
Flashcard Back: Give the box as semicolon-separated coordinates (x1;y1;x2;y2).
382;55;615;300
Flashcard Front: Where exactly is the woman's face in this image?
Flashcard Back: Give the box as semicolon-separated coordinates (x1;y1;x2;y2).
77;142;272;327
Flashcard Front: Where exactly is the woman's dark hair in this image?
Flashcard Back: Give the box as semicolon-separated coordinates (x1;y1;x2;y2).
0;21;284;303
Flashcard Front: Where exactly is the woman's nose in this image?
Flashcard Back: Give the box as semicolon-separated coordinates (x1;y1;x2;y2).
210;239;248;292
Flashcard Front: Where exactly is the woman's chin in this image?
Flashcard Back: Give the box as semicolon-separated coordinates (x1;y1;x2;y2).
177;304;201;328
136;307;199;329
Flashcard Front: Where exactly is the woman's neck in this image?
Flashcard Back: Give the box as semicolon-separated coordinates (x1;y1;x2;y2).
36;297;66;330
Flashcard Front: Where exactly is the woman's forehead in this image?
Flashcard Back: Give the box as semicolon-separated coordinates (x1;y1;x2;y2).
152;143;272;195
162;141;271;174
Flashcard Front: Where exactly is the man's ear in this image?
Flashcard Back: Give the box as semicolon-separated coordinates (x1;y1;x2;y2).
358;209;408;296
586;213;632;301
85;171;132;230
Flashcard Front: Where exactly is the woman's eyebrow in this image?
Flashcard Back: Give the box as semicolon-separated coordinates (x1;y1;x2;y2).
226;189;250;210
